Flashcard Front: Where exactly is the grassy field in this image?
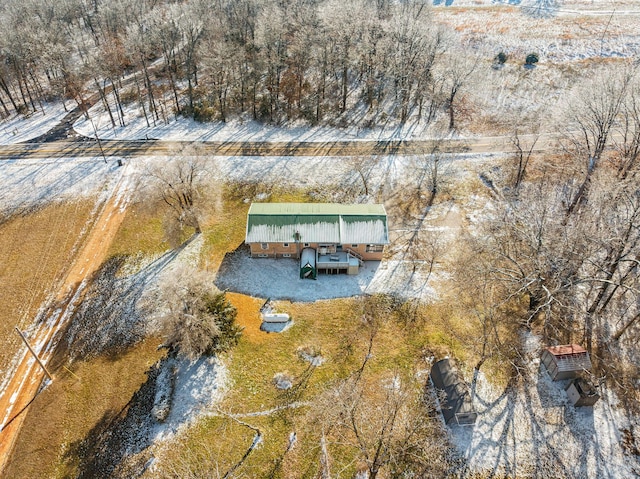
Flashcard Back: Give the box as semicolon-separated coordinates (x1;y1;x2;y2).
3;338;164;479
0;200;96;381
200;182;314;271
148;292;492;477
107;201;169;260
1;195;168;479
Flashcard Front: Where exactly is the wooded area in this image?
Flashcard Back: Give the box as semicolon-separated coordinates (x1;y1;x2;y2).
462;68;640;401
0;0;474;128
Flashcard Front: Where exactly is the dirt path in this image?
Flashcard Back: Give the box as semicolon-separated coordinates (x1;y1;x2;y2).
0;165;131;474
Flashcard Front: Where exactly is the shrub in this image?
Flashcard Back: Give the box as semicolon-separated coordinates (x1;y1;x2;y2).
525;53;539;66
495;52;508;65
158;268;242;360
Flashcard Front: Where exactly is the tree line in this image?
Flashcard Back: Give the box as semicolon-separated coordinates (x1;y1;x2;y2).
0;0;473;129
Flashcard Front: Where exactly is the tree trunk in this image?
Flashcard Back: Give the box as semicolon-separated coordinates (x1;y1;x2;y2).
612;311;640;341
111;80;126;126
341;64;348;114
95;78;116;128
0;76;19;112
134;72;150;128
448;91;456;130
0;94;10;117
141;56;158;124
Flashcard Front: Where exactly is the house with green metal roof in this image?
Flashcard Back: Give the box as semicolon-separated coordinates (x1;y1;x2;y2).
246;203;389;276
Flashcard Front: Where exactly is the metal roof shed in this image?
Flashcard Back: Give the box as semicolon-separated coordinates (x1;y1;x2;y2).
430;359;477;426
565;378;600;407
541;344;592;381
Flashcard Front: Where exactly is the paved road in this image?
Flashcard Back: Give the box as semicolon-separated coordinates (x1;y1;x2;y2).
0;134;549;160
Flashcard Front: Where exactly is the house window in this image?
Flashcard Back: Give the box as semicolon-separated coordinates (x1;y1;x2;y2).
304;243;310;247
366;244;384;253
351;244;358;248
261;243;268;250
282;253;291;258
283;243;289;247
258;254;269;258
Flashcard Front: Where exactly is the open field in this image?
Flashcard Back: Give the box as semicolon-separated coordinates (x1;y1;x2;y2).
0;200;95;382
2;339;164;479
147;296;462;477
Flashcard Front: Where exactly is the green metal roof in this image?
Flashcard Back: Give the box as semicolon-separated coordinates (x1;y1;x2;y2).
246;203;389;244
248;203;386;216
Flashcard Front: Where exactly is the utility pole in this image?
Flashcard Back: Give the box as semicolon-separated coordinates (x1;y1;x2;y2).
14;327;52;382
89;116;108;164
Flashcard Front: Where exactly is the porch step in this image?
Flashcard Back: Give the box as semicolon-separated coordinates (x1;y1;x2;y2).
344;248;364;266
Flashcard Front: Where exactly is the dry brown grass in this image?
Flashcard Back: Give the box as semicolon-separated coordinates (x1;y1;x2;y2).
226;292;268;344
149;294;481;476
107;200;168;259
200;183;312;272
3;338;163;479
0;200;95;378
200;199;249;271
4;176;519;477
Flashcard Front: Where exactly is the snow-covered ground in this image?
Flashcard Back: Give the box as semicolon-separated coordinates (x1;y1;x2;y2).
215;250;438;302
450;334;640;478
0;157;120;218
141;239;229;438
74;105;437;143
152;356;227;442
0;103;69;145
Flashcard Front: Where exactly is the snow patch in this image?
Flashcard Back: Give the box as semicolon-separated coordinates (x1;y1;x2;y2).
153;356;227;442
449;347;639;478
273;372;294;390
215;250;438;302
0;102;69;145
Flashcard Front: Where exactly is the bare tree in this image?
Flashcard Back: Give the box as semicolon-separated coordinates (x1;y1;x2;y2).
144;147;211;241
411;147;452;208
347;155;381;198
309;349;453;478
437;49;477;131
614;76;640;180
507;129;539;191
562;67;634;216
579;176;640;350
177;1;206;114
470;180;589;341
407;229;445;278
387;2;443;123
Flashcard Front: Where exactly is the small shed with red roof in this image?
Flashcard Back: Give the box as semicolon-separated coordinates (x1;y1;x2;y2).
541;344;592;381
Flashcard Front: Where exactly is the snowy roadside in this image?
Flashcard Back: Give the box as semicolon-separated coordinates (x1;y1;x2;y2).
74;104;440;144
0;157;122;219
0;103;70;145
